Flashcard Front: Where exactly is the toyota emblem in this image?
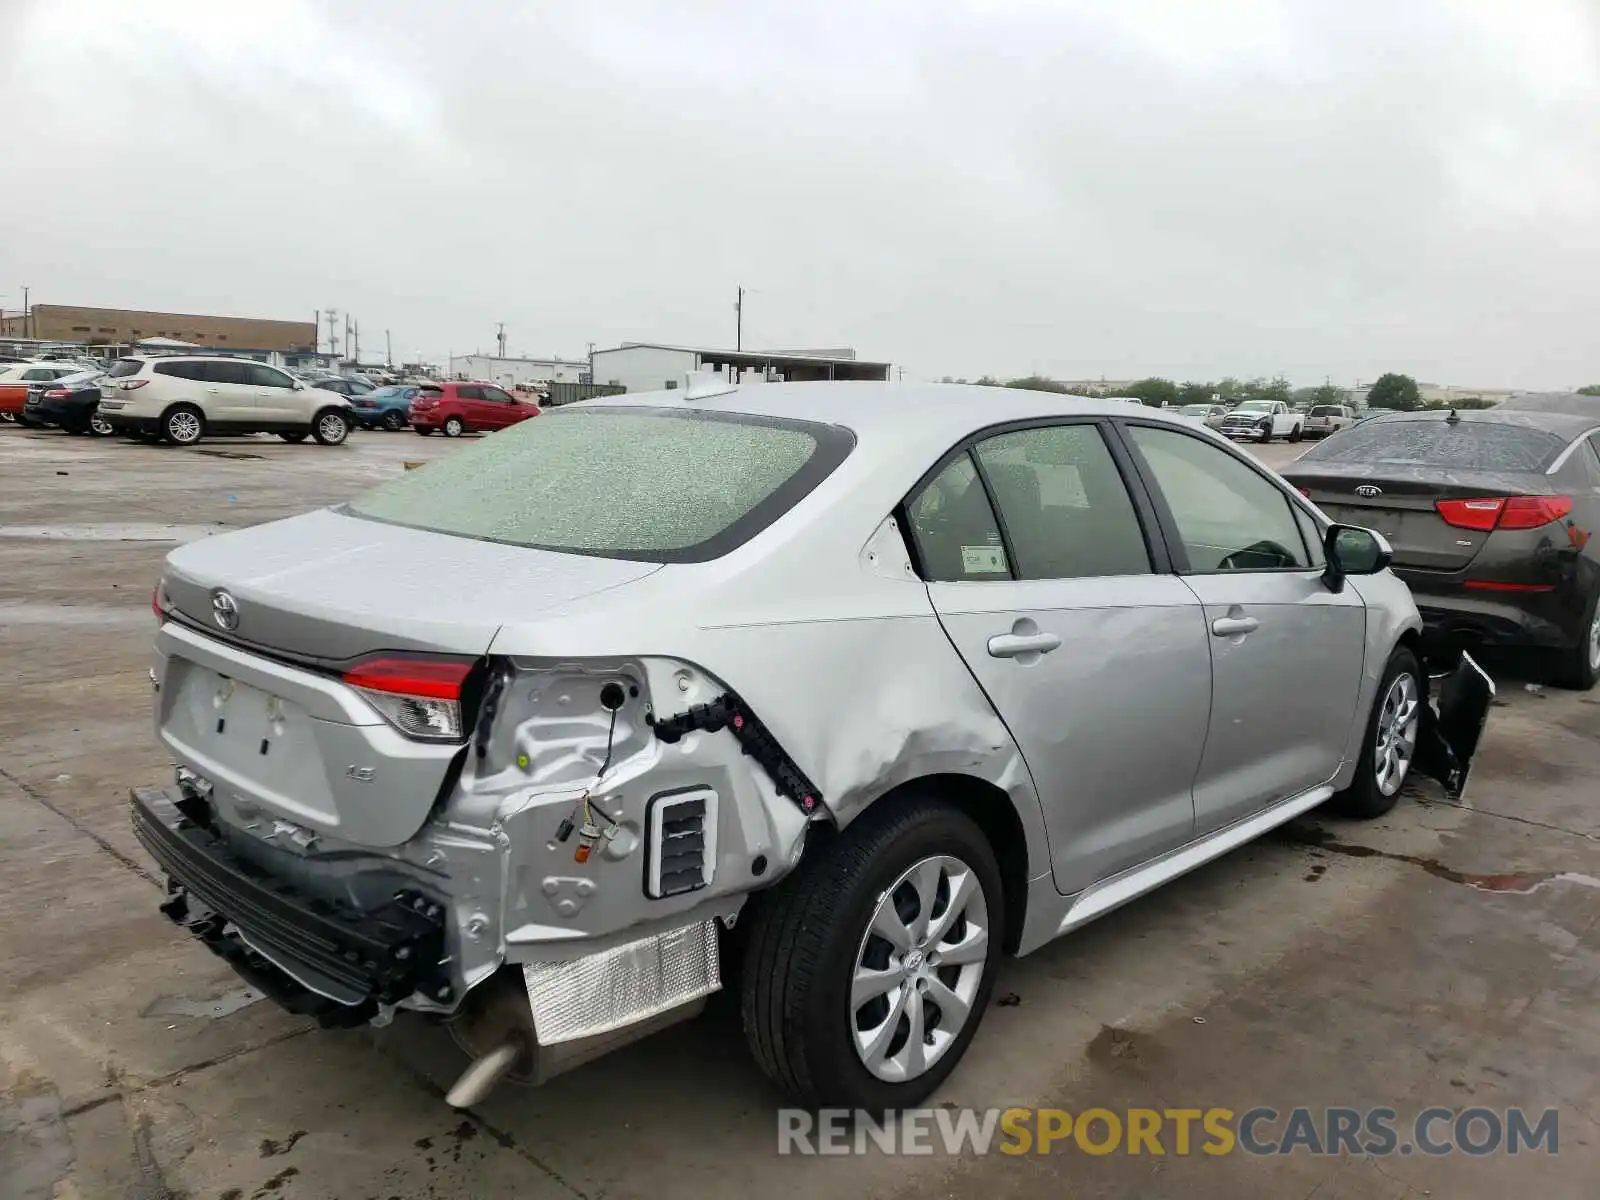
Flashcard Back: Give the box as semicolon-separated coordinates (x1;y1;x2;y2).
1355;484;1383;498
211;590;240;632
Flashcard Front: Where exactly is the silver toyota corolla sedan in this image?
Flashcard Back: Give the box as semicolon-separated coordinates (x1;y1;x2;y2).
132;380;1491;1111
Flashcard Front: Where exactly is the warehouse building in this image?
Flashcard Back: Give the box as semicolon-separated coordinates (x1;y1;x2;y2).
0;305;316;354
447;354;588;388
589;343;891;394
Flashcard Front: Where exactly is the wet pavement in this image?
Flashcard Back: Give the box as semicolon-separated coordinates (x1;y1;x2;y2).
1;424;1595;1198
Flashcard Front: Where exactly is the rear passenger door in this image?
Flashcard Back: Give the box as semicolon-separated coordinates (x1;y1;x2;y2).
454;385;487;429
907;419;1212;896
1120;422;1366;836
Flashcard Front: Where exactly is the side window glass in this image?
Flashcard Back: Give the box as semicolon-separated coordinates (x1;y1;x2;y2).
457;386;483;401
972;424;1150;579
483;386;513;403
203;360;248;385
1128;425;1311;572
905;454;1009;582
248;364;289;388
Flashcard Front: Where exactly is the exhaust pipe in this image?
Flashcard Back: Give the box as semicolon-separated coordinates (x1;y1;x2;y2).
445;1038;524;1109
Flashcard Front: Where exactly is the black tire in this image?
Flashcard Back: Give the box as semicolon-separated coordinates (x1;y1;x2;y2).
278;432;308;443
162;404;204;446
1330;645;1423;818
1545;585;1600;691
443;416;464;438
740;794;1005;1109
312;408;350;446
1257;423;1272;444
382;410;406;431
415;426;434;436
1289;423;1304;443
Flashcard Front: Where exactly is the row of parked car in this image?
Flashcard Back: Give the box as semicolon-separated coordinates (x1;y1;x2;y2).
1175;399;1361;442
0;356;543;446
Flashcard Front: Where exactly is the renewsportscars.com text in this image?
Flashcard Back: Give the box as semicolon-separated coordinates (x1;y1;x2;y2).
778;1106;1560;1157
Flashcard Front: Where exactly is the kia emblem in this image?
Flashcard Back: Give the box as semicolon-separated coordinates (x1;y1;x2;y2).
211;590;240;632
1355;485;1383;498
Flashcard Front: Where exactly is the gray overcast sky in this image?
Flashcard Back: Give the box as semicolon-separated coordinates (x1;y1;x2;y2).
4;0;1598;388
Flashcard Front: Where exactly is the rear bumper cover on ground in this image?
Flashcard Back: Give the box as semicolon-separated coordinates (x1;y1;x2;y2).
131;785;449;1025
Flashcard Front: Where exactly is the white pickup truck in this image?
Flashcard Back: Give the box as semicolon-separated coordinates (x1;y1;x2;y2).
1303;403;1356;437
1216;399;1303;443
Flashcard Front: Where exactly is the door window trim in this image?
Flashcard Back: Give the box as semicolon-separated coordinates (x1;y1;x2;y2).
897;415;1175;582
1110;418;1326;575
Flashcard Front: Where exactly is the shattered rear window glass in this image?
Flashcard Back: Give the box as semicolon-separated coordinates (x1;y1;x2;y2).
1299;419;1563;472
345;407;852;561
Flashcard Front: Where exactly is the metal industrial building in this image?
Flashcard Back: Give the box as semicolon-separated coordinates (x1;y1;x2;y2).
589;343;891;394
447;354;589;388
0;305;316;354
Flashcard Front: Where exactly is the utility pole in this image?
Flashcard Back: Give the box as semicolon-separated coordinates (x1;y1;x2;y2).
352;319;360;365
325;309;340;358
496;323;506;358
386;329;393;367
314;310;320;354
735;286;743;351
344;315;352;364
21;286;28;339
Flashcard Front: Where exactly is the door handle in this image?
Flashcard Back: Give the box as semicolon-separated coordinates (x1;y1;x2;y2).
988;632;1062;658
1211;615;1260;637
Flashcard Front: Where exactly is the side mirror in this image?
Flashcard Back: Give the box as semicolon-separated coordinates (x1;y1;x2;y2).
292;380;305;390
1323;524;1392;592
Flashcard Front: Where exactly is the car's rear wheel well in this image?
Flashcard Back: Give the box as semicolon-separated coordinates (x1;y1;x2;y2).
832;774;1031;955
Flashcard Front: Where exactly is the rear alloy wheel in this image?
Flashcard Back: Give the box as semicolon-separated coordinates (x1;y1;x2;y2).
1330;646;1422;818
163;405;204;446
443;416;464;438
313;410;350;446
741;793;1003;1108
89;412;114;436
1548;587;1600;691
382;410;406;431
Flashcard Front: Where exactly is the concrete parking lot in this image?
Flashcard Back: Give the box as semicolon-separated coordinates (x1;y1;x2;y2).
1;426;1596;1199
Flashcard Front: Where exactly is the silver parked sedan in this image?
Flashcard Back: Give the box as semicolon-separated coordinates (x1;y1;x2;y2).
133;381;1490;1111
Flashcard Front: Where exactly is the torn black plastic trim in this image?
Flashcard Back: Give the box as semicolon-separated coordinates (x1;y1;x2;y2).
650;693;823;814
1414;651;1495;800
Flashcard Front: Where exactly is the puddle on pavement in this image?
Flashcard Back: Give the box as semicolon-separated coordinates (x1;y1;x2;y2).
1281;825;1600;895
195;449;265;460
142;985;266;1020
0;523;217;542
0;604;152;628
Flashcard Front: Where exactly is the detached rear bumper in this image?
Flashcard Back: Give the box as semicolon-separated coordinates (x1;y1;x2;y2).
131;785;450;1025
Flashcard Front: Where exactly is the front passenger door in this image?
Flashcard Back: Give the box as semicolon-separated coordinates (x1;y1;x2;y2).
246;363;300;423
479;385;517;429
1122;423;1366;836
198;360;255;424
908;421;1212;896
454;385;487;429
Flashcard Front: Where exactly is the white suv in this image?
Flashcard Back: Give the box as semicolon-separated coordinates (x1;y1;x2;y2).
98;356;353;447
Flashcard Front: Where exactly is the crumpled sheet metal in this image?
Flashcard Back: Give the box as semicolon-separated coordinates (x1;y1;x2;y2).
521;919;720;1044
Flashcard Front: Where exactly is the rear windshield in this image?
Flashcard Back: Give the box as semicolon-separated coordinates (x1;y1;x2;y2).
346;406;855;562
1299;418;1563;472
106;359;144;378
1309;405;1342;416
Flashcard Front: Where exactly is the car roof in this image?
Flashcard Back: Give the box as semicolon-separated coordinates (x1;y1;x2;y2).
590;381;1201;448
1361;407;1600;439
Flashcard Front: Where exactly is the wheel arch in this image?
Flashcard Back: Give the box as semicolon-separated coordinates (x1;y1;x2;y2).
810;772;1035;955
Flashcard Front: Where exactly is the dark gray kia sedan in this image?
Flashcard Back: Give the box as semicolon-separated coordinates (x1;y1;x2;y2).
1284;408;1600;689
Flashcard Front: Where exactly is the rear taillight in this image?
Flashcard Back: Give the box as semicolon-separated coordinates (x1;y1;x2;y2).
1436;496;1572;531
152;583;167;622
343;655;473;742
43;388;69;399
118;378;149;391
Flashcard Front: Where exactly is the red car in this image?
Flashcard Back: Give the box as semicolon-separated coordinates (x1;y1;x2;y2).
410;382;541;437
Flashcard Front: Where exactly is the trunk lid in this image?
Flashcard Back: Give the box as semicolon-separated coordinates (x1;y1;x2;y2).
162;507;663;664
155;508;663;847
1284;462;1552;572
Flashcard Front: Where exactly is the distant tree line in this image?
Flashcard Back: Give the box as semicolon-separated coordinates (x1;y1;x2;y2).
938;370;1507;412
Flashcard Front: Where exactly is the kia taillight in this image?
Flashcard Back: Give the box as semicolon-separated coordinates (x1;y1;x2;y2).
343;655;473;742
44;388;69;399
1436;496;1571;532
